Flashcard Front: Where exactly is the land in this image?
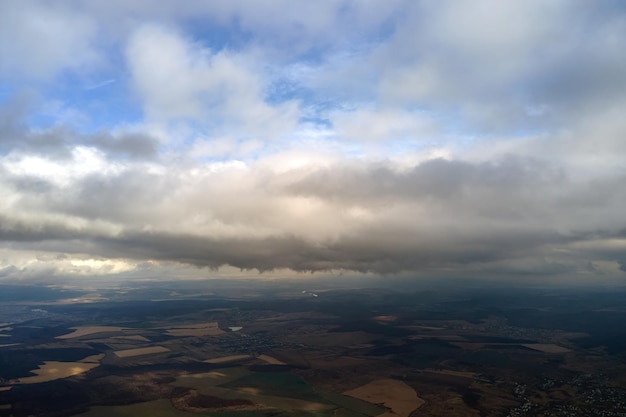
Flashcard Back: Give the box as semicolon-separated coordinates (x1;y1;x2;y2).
113;346;171;358
1;279;626;416
344;379;424;417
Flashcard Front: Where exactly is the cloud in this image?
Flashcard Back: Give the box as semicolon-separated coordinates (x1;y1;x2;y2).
75;0;403;55
1;2;626;282
1;140;626;278
0;0;99;80
87;132;158;159
0;94;159;160
303;0;626;140
126;24;299;138
330;108;439;142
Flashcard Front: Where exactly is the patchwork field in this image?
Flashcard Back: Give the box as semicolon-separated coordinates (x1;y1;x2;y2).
2;285;626;417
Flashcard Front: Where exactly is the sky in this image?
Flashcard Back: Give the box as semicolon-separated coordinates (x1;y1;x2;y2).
1;0;626;284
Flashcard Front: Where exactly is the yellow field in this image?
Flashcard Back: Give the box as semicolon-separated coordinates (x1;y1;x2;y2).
56;326;125;339
166;328;224;336
258;354;286;365
344;379;425;417
521;343;571;353
112;335;150;342
164;322;225;336
78;354;104;363
13;361;100;384
113;346;170;358
204;354;250;364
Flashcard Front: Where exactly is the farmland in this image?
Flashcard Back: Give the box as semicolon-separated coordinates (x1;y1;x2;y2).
344;379;424;417
1;280;626;416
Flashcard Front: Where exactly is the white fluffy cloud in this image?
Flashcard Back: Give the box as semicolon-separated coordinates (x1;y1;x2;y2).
330;108;439;142
126;24;299;138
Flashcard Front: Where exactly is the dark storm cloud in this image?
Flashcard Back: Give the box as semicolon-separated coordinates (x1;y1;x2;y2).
0;225;569;275
0;214;83;242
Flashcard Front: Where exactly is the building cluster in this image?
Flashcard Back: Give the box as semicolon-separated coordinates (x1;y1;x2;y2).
507;376;626;417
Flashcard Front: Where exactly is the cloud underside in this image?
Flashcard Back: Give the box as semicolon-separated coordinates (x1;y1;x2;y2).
0;230;564;274
1;154;625;277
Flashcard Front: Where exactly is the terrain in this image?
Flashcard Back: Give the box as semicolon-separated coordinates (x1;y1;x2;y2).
1;279;626;417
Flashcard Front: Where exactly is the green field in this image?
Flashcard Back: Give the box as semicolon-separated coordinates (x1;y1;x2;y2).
221;371;319;400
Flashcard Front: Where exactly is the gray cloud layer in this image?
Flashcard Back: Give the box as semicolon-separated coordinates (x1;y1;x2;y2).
1;144;625;277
